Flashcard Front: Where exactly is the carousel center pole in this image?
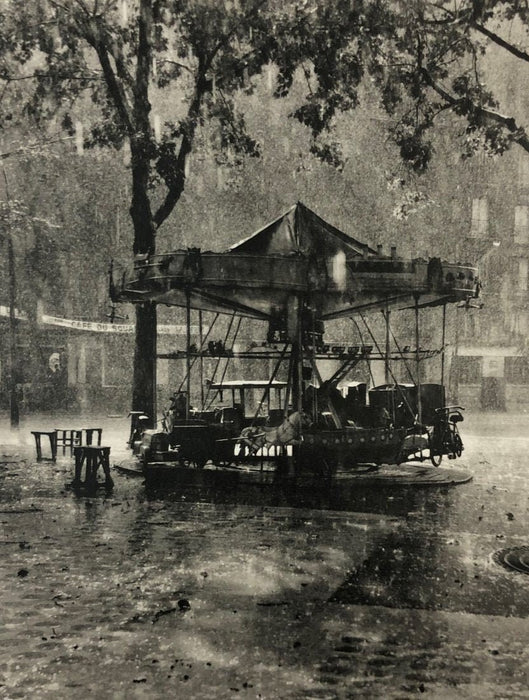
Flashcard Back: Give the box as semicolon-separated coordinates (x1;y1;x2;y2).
186;288;191;420
290;295;304;416
384;301;391;386
199;309;204;409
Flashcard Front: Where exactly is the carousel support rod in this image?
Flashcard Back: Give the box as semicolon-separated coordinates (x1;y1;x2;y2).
441;303;447;394
203;311;236;409
251;343;290;423
384;302;391;385
186;288;191;419
296;307;304;415
283;352;294;418
358;313;416;422
415;295;422;425
199;310;204;409
216;317;242;391
311;310;318;423
310;359;342;429
176;312;219;397
389;323;416;384
289;296;304;416
351;317;376;388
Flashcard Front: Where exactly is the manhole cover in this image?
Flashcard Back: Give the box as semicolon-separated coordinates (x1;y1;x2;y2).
494;546;529;574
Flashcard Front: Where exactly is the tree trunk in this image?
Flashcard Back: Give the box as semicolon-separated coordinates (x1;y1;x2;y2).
132;301;157;426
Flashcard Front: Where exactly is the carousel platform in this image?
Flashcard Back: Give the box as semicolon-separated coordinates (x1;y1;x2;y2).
114;458;472;487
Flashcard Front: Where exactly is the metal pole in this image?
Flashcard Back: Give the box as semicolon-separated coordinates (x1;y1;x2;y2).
296;305;304;415
452;305;459;404
283;352;294;418
199;309;204;409
384;303;390;385
2;165;19;430
415;296;422;425
8;231;19;429
185;289;191;419
441;303;446;392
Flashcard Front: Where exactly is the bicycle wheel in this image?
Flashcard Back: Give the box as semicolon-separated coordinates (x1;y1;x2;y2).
453;432;463;458
428;431;443;466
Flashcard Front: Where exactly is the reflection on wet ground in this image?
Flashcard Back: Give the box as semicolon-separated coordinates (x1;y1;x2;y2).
1;412;529;697
146;473;454;517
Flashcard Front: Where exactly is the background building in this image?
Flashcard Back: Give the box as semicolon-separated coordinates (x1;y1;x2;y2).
1;61;529;416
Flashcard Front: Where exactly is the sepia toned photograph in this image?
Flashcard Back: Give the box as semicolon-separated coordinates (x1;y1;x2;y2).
0;1;527;697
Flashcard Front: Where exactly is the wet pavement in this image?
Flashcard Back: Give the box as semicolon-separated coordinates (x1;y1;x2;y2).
1;412;529;698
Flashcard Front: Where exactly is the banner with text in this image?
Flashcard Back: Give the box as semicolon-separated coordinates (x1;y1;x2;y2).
41;314;202;335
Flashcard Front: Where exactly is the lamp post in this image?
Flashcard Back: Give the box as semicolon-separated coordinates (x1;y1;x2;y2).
1;165;19;429
7;228;19;429
1;138;71;430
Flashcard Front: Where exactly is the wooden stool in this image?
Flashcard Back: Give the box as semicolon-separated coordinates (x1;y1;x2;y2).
128;411;146;447
73;445;113;488
31;431;58;462
55;429;83;456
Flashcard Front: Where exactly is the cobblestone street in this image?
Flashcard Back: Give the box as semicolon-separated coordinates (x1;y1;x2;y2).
1;413;529;698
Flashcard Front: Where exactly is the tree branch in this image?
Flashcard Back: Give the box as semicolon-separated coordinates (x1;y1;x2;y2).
48;0;71;14
471;21;529;63
423;3;529;64
158;58;194;74
152;82;203;228
1;72;104;82
112;44;136;93
73;0;91;16
420;67;529;153
153;0;269;229
0;136;74;160
83;20;134;135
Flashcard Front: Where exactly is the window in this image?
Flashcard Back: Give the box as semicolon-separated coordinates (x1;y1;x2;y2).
519;258;528;291
75;121;84;155
505;357;529;384
216;164;225;190
102;339;132;387
518;152;529;188
514;205;529;244
470;197;488;237
157;359;169;387
453;356;481;384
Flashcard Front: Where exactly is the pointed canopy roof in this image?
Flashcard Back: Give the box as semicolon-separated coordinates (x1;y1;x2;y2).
227;202;377;258
114;202;479;322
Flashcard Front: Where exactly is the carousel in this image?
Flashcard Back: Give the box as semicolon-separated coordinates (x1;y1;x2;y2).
112;202;479;478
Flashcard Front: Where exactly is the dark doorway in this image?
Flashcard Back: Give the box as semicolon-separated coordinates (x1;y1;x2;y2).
481;377;506;411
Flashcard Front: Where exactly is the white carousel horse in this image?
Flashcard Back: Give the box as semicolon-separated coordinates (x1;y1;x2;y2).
238;411;309;455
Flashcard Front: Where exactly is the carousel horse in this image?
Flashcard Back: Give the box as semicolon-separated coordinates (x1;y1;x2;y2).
238;411;309;455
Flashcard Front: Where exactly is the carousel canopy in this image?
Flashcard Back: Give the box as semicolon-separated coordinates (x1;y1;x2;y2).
227;202;376;257
113;202;479;321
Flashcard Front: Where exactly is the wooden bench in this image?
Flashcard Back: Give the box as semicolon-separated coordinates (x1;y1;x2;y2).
72;445;113;489
31;431;58;462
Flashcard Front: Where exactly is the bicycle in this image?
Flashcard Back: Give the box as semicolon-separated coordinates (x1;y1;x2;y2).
428;406;464;466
